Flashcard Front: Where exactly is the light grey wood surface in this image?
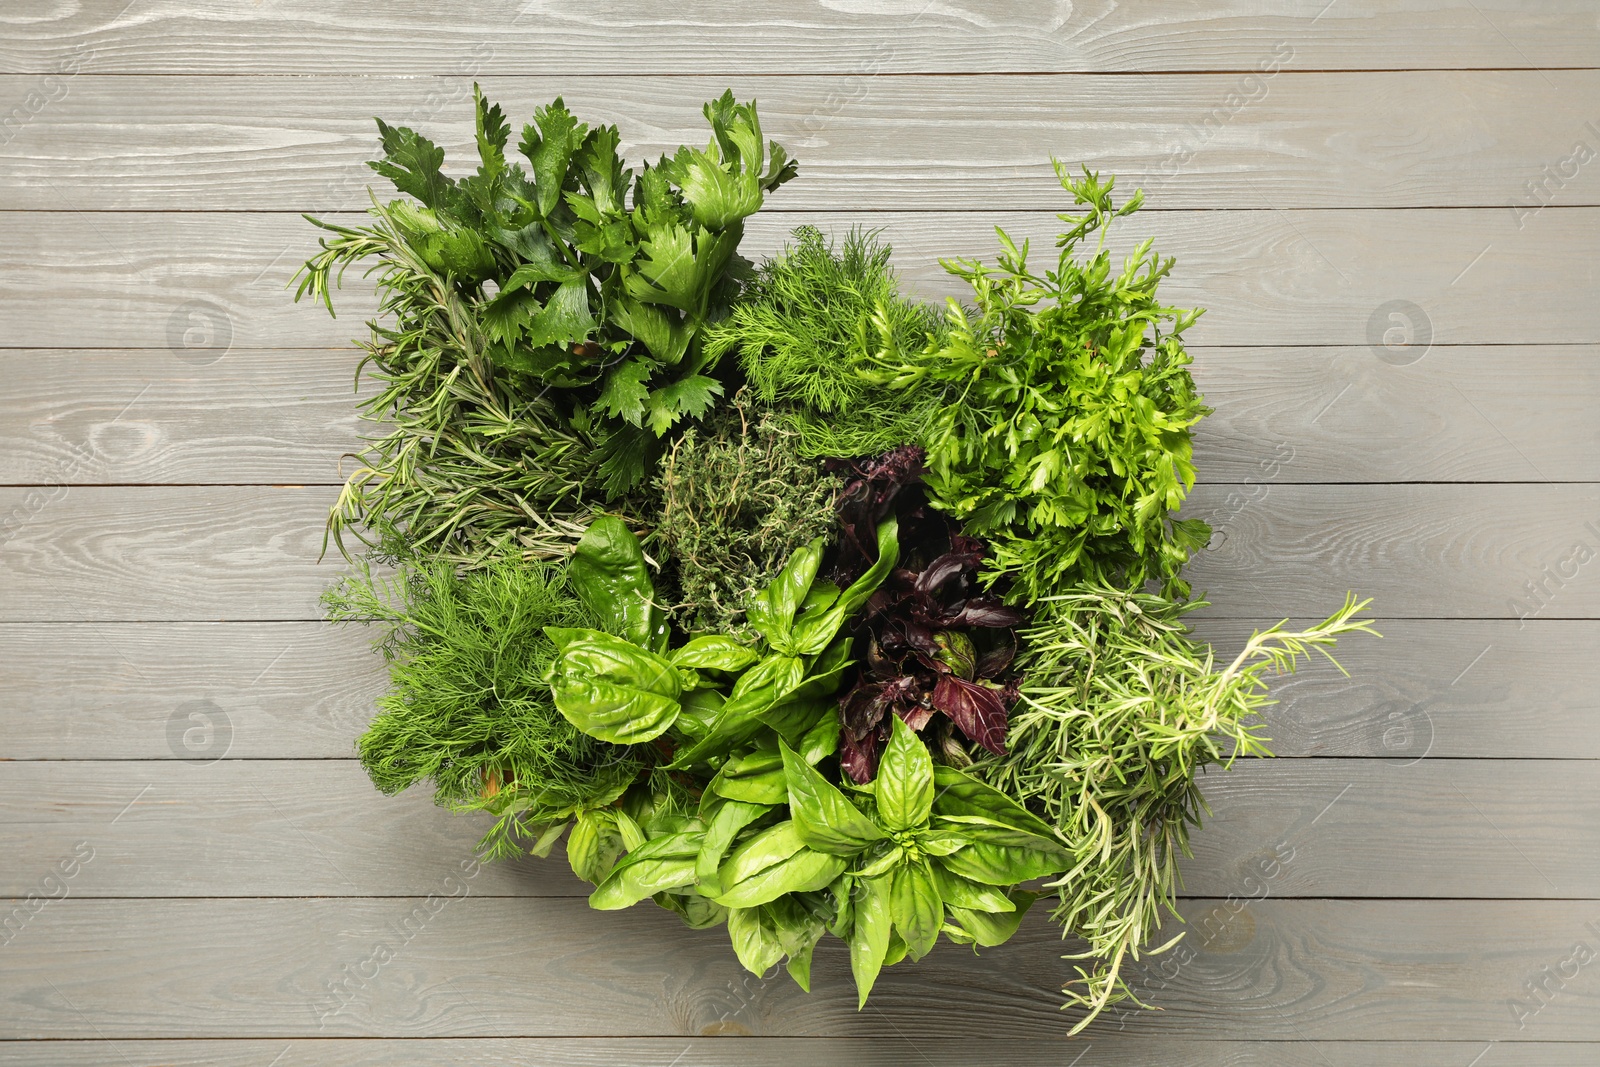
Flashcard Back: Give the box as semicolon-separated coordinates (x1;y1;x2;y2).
2;1040;1594;1067
2;1;1596;1063
7;72;1600;211
2;1;1596;73
5;899;1599;1040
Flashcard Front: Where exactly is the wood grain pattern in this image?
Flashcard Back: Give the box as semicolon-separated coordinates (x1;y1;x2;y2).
0;348;363;486
4;484;1596;621
1;208;1595;349
1;759;1592;899
0;1039;1592;1067
3;1;1595;74
5;345;1593;486
0;622;385;759
5;1;1597;1056
5;618;1590;759
4;897;1597;1040
7;72;1600;211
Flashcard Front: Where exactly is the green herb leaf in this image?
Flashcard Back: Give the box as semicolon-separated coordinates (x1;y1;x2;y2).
875;715;933;832
780;742;885;856
848;872;893;1009
890;857;943;961
546;628;681;745
568;516;666;652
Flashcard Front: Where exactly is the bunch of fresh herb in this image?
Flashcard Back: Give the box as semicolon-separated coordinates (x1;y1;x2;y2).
295;87;797;565
825;446;1025;783
323;551;643;860
861;163;1212;603
704;226;942;458
540;516;1073;1000
652;388;841;633
975;586;1377;1031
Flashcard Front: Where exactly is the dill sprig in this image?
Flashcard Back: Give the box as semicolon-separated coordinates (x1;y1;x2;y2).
703;225;943;457
323;552;644;859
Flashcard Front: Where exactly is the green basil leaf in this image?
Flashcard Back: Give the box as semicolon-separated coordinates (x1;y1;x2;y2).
727;906;785;975
931;863;1016;914
764;895;826;992
780;742;885;857
875;715;933;832
937;840;1070;886
588;853;697;910
568;515;667;652
548;629;681;744
696;799;771;897
931;765;1064;843
670;634;761;673
946;890;1038;947
746;537;824;650
791;518;899;655
655;888;728;930
933;816;1066;852
890;858;943;961
715;846;846;909
525;820;572;859
674;688;724;741
883;930;910;968
799;712;839;765
711;750;787;806
718;820;805;885
566;811;623;885
758;696;831;748
669;655;805;768
786;938;819;992
854;844;904;879
612;808;647;851
848;872;893;1009
916;830;969;857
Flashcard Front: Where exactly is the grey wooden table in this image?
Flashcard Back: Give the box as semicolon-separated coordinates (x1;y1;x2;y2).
3;3;1598;1064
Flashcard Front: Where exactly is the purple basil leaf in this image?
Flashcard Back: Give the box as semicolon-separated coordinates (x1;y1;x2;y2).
898;703;936;732
975;634;1018;679
930;675;1011;755
839;726;881;784
913;549;978;597
943;598;1026;629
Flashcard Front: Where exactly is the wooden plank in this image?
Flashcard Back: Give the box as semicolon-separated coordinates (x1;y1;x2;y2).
4;897;1597;1040
6;344;1590;486
0;349;362;487
1189;345;1600;484
2;759;1592;898
9;72;1600;211
1187;619;1600;760
0;485;337;622
1183;483;1600;620
1;619;1593;760
1;1038;1593;1067
2;209;1591;349
0;622;385;759
4;484;1597;621
3;2;1596;74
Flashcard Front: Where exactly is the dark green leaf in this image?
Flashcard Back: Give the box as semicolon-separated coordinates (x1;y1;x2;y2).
370;119;453;210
